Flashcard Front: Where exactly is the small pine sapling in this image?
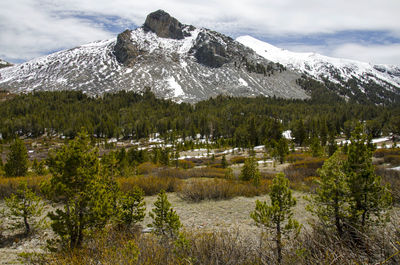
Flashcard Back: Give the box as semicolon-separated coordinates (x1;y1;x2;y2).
148;190;181;238
5;181;44;235
251;172;300;264
118;186;146;227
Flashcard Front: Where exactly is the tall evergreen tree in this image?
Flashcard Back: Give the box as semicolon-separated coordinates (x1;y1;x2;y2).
307;150;348;236
45;130;118;248
5;138;29;177
240;156;261;186
345;125;392;230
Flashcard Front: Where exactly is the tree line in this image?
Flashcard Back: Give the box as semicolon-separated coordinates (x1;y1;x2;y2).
0;89;399;147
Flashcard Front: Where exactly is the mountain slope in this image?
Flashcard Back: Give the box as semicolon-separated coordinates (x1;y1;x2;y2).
0;59;12;69
0;11;308;103
237;35;400;104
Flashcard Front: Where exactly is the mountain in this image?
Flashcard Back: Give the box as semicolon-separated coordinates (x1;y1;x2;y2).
0;59;12;69
237;36;400;104
0;10;308;103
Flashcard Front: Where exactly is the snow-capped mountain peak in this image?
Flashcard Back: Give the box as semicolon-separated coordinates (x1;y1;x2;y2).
237;35;400;101
0;11;309;103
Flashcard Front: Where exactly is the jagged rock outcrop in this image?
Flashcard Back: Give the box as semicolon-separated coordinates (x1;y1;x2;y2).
113;30;141;67
191;32;229;68
143;10;185;40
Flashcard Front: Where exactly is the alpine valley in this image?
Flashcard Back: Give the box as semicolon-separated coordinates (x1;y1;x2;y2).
0;10;399;104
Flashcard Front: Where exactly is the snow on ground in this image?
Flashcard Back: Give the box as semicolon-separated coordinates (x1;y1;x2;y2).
167;76;185;97
238;78;248;86
282;130;292;139
258;160;273;164
371;137;390;144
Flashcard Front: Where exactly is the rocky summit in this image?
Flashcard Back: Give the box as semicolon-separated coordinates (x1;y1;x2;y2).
1;10;399;104
143;9;187;40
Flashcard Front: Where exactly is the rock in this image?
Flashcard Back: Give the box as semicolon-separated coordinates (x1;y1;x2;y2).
143;10;184;40
113;29;141;67
191;32;230;68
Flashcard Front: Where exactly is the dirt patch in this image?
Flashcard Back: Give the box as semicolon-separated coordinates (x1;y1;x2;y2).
143;191;312;239
0;191;311;264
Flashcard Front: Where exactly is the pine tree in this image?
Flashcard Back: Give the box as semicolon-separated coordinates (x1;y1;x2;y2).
292;119;307;146
240;156;261;186
148;190;181;238
44;130;118;248
5;181;44;235
118;186;146;227
251;173;300;264
307;150;348;236
32;158;46;176
221;154;228;169
345;125;392;230
310;137;323;157
5;138;29;177
327;132;337;157
271;138;289;164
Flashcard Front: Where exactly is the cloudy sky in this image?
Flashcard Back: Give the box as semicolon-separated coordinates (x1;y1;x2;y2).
1;0;400;65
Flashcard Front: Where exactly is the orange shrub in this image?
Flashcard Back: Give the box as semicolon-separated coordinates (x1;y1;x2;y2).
0;175;48;198
178;178;270;202
286;153;312;162
178;159;195;169
186;167;228;178
117;175;181;196
230;156;246;164
136;162;159;175
284;158;325;192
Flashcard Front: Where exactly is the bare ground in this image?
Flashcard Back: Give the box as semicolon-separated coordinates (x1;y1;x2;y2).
0;192;310;264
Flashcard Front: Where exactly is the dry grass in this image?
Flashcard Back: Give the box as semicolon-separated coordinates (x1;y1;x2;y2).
177;178;271;202
283;158;325;192
376;166;400;205
374;148;400;158
0;175;48;199
230;156;246;164
384;155;400;166
118;176;181;196
43;227;259;265
39;211;400;265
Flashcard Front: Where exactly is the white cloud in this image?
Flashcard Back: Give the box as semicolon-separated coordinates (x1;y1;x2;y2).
331;43;400;65
1;0;400;64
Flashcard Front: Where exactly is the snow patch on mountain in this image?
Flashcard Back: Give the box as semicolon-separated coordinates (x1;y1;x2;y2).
167;76;184;98
129;27;201;55
236;35;400;90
